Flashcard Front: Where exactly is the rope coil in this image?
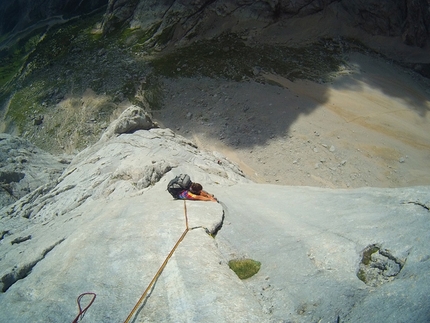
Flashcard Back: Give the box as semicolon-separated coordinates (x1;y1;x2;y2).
71;292;96;323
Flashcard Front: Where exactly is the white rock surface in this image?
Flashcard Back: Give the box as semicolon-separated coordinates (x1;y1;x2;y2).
0;133;69;208
1;108;429;323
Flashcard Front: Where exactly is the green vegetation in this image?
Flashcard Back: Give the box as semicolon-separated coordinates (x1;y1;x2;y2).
6;81;47;132
357;269;367;283
228;258;261;279
1;9;370;154
357;244;380;284
25;13;105;72
0;28;47;89
1;12;109;136
107;21;162;51
151;34;346;82
360;244;380;266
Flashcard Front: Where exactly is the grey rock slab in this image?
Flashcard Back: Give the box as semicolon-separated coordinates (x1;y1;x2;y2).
213;184;430;323
0;185;261;322
1;117;429;322
136;229;266;323
0;127;257;323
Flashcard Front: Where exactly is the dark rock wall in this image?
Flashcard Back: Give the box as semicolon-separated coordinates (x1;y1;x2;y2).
101;0;429;48
403;0;430;47
2;0;428;47
340;0;430;47
277;0;338;16
0;0;108;35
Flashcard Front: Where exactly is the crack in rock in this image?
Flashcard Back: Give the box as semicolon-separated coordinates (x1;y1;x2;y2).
10;235;31;245
1;239;65;293
0;230;10;241
406;200;430;211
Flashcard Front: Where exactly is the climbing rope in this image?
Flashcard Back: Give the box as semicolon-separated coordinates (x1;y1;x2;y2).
123;200;190;323
71;292;96;323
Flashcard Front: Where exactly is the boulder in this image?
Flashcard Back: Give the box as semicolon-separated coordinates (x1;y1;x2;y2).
101;105;158;140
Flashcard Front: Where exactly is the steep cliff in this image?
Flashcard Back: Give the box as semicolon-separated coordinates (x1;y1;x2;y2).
102;0;430;49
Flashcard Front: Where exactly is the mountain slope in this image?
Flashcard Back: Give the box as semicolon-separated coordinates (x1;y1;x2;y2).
1;107;429;322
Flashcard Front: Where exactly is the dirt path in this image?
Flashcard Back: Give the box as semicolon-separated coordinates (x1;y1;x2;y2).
156;53;430;189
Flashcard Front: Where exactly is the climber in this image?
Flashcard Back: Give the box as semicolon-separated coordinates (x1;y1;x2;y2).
167;174;217;202
178;182;218;202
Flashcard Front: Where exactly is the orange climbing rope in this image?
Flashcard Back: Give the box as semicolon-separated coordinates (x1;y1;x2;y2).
123;200;190;323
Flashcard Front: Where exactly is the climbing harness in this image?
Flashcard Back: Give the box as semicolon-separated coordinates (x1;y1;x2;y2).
123;200;190;323
71;292;96;323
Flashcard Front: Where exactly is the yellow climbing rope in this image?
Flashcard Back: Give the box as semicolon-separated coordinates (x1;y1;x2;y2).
123;200;190;323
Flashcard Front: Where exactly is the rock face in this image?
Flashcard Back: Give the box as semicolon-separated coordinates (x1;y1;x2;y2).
102;0;430;48
0;133;70;208
0;0;108;36
1;106;429;322
340;0;430;47
101;105;158;140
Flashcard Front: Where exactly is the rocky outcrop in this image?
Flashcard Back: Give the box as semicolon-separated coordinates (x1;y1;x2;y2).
0;106;429;322
102;0;430;48
101;0;139;34
101;105;158;140
0;133;70;208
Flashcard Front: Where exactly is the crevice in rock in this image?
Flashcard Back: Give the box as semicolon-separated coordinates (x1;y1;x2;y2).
183;0;218;23
405;201;430;211
22;184;76;219
209;209;225;237
162;0;177;19
0;230;10;241
11;235;31;245
189;204;225;237
0;238;65;293
357;244;405;287
0;171;25;184
1;183;16;198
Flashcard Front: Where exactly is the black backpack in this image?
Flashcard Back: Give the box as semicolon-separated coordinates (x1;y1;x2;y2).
167;174;192;199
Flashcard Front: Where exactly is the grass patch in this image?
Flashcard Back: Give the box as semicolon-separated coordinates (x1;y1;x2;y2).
228;258;261;279
5;81;48;132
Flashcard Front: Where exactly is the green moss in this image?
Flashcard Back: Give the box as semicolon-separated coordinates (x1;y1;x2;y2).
6;81;47;132
361;244;380;266
357;244;380;284
228;258;261;280
357;269;367;283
